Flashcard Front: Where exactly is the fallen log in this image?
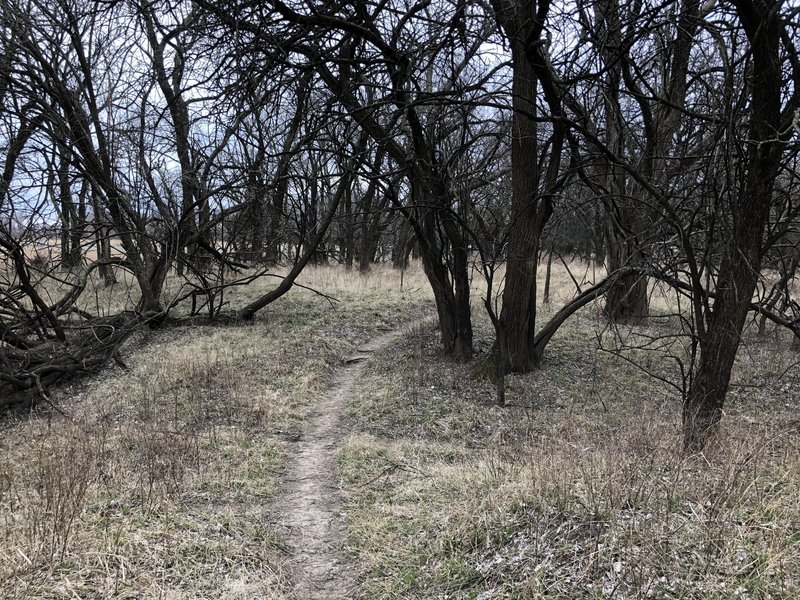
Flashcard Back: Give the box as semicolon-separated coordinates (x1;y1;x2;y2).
0;310;159;412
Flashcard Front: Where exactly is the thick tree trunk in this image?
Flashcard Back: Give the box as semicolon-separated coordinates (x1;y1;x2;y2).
604;272;648;322
497;36;549;372
490;0;569;373
603;227;649;323
683;4;784;452
683;182;777;451
415;186;473;361
420;246;472;360
358;225;378;271
444;215;474;360
359;214;385;271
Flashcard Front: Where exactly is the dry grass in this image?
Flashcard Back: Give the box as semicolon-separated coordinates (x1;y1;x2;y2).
0;263;434;599
342;260;800;599
2;257;800;598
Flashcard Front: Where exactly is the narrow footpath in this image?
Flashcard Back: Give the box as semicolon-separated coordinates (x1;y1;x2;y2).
274;326;413;599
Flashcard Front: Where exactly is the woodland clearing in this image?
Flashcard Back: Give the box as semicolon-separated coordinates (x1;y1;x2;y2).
1;261;799;599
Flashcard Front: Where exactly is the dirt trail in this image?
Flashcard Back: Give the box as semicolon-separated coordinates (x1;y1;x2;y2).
275;325;417;599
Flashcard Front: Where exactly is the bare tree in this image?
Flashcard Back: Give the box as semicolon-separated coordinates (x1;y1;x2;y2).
681;0;799;451
201;0;505;359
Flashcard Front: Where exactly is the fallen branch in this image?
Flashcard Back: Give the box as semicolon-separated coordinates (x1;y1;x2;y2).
0;310;160;412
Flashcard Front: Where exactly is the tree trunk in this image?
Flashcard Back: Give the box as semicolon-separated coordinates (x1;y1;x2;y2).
58;145;80;270
91;194;116;287
594;0;649;323
603;226;649;322
71;180;86;268
392;217;413;269
414;185;473;361
497;34;548;372
306;169;320;265
240;163;267;263
543;247;553;305
358;223;378;271
420;245;473;360
595;0;701;323
343;180;354;269
249;196;266;263
683;4;784;452
358;153;389;272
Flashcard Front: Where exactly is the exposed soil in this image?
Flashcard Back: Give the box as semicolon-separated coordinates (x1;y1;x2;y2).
274;325;417;599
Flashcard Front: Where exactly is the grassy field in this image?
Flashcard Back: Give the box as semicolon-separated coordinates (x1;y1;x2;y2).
342;265;800;599
1;261;799;598
0;265;433;599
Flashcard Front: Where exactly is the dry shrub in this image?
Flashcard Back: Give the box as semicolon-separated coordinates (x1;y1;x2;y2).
30;426;97;561
0;422;100;569
125;424;201;506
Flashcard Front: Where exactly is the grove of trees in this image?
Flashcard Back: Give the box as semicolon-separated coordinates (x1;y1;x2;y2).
1;0;798;452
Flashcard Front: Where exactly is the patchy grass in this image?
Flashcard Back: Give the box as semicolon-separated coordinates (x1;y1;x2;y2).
0;264;434;599
342;262;800;599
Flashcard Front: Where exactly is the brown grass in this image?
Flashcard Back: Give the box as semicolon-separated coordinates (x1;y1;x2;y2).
341;259;800;599
0;264;434;599
2;258;799;598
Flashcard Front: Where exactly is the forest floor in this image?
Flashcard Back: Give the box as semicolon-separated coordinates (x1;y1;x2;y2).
1;262;800;599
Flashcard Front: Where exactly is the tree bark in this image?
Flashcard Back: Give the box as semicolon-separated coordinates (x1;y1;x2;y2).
497;37;545;371
420;244;473;360
603;224;649;322
491;0;565;372
358;149;390;272
595;0;647;322
491;1;543;372
543;247;553;304
342;176;354;269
